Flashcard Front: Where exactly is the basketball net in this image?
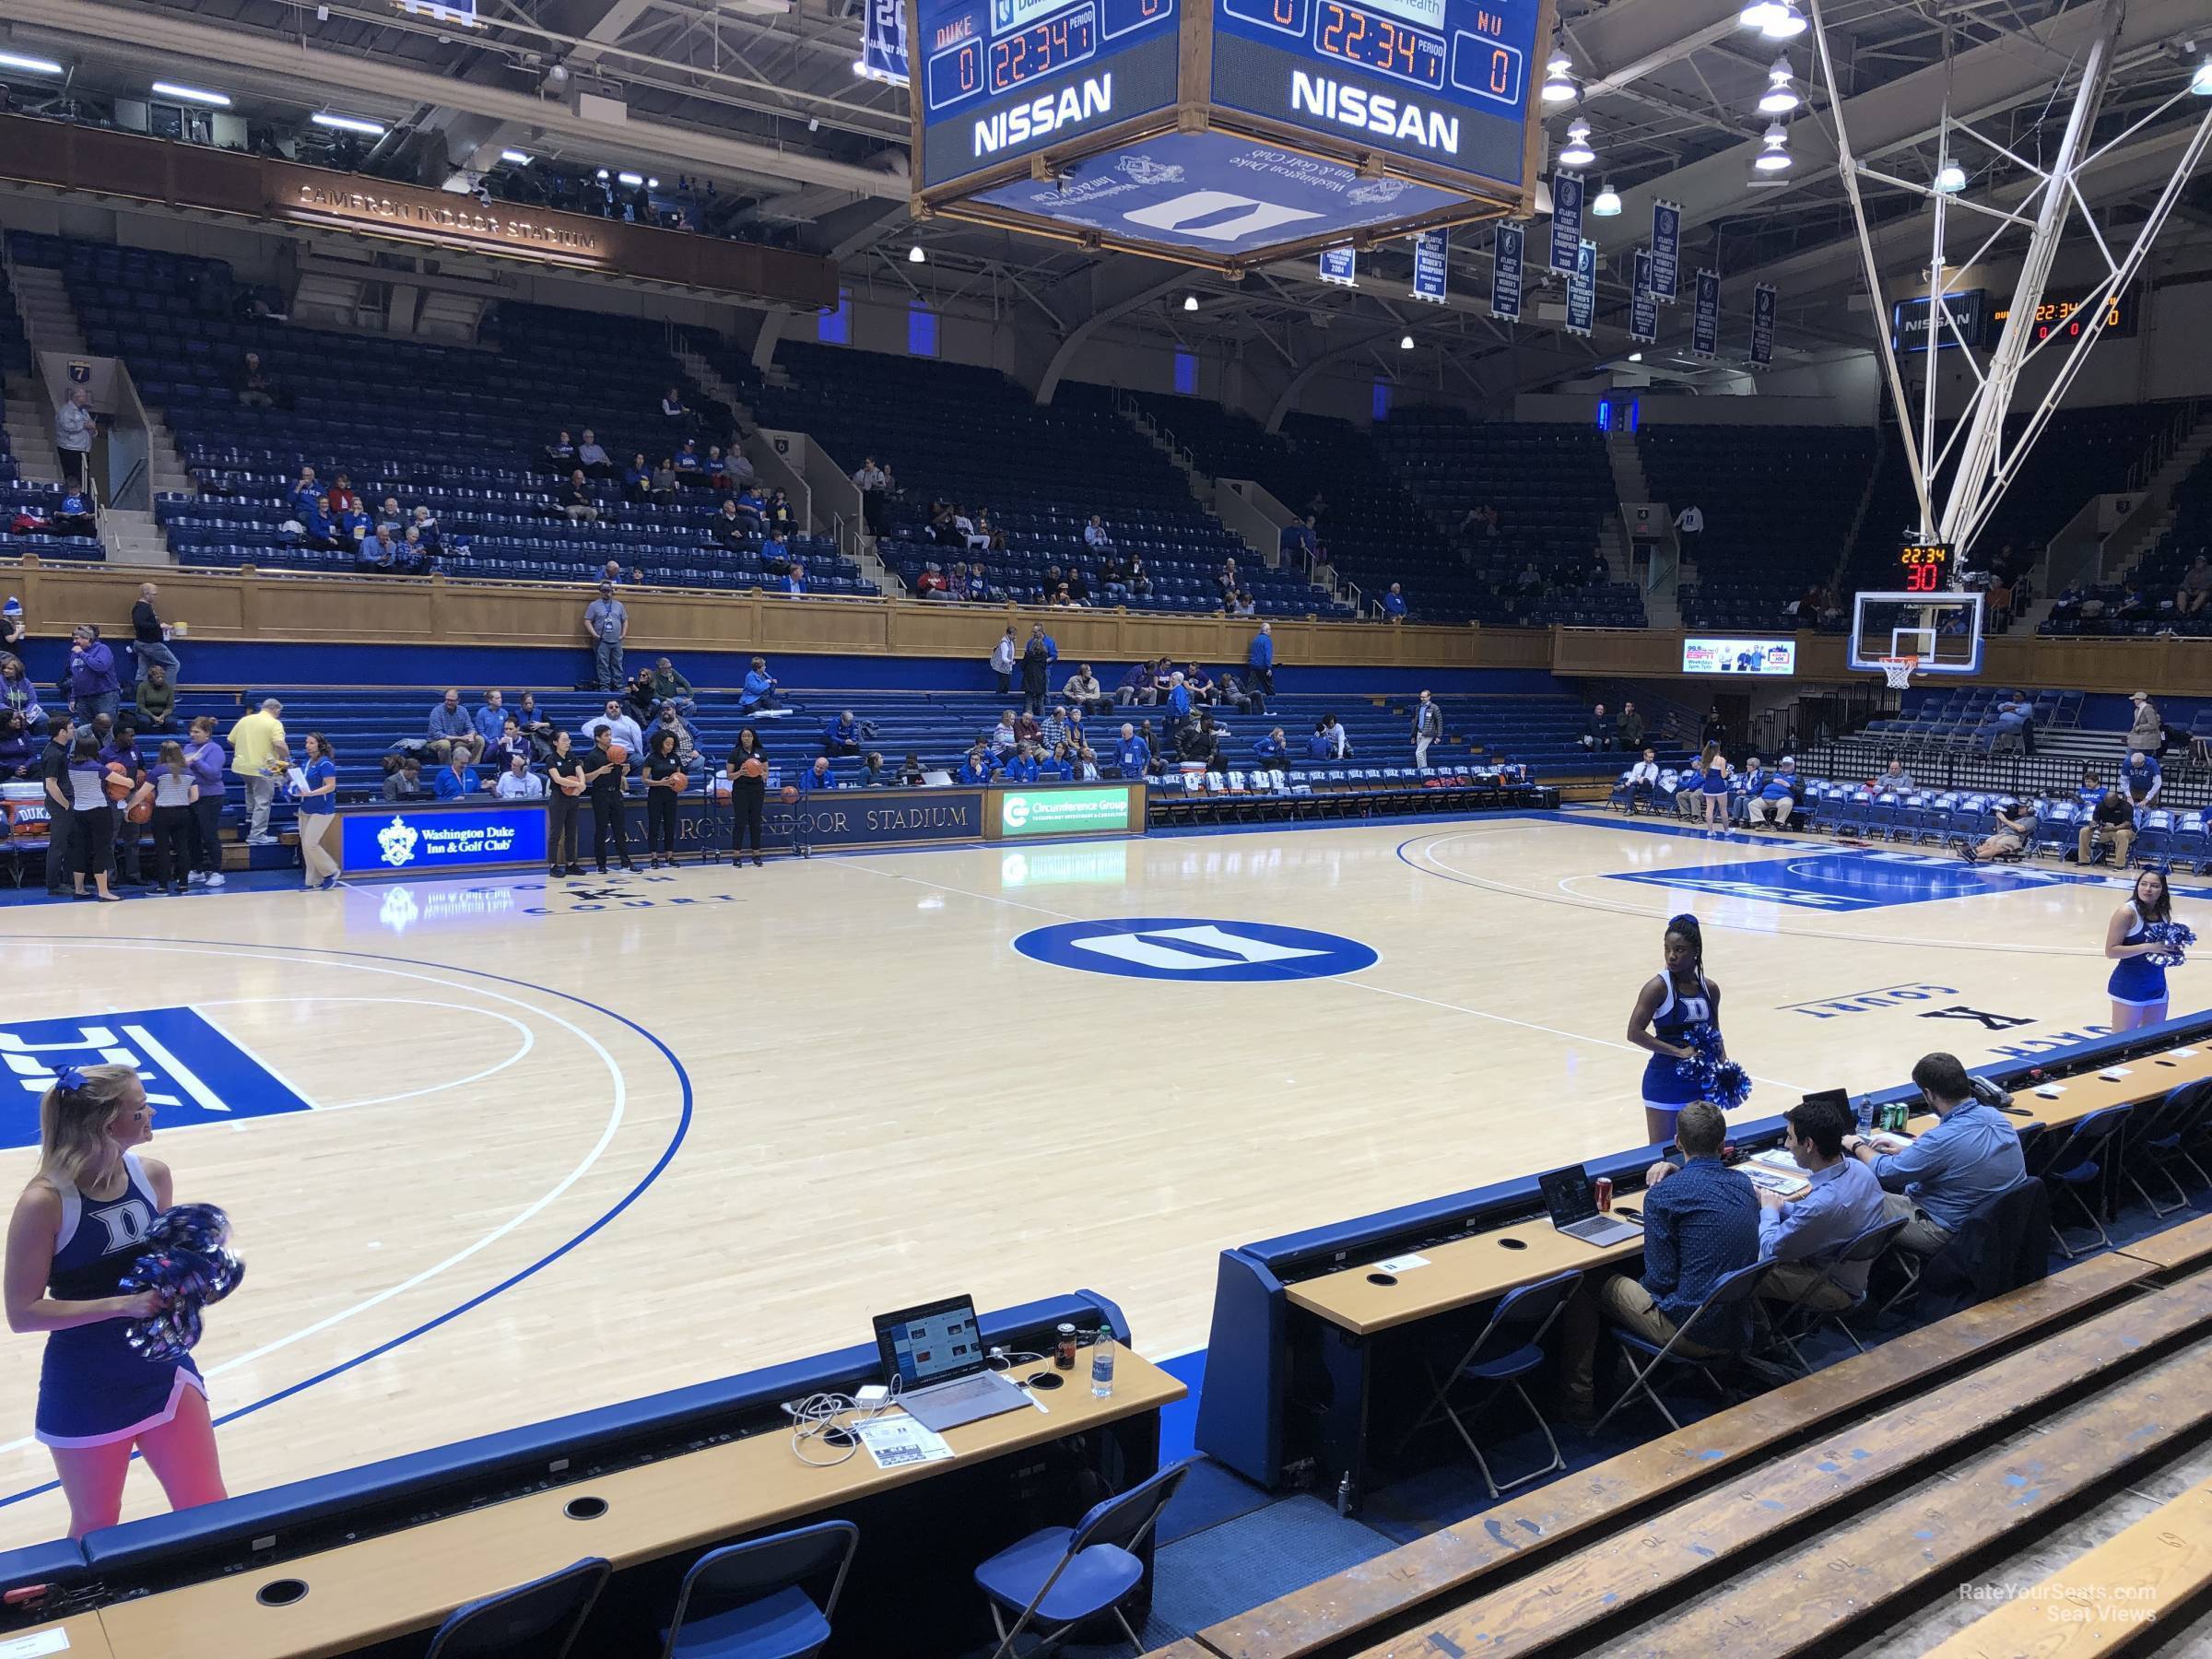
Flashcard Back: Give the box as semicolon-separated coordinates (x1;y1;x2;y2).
1877;654;1918;690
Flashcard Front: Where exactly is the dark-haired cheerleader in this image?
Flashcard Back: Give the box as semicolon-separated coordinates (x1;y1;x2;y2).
1627;912;1723;1147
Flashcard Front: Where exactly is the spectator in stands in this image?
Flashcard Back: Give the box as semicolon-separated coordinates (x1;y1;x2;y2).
651;704;699;772
1745;758;1797;830
621;454;653;506
583;582;628;690
0;662;41;777
2127;691;2162;755
1019;624;1053;717
999;743;1041;784
1586;703;1615;752
1757;1095;1888;1312
1083;515;1113;555
2122;749;2162;817
1282;515;1317;561
1058;664;1108;716
1675;501;1704;554
333;500;371;552
1218;558;1241;600
65;626;121;729
562;471;600;524
674;440;704;484
1880;759;1913;794
55;388;94;488
1382;582;1407;623
853;457;892;535
1618;702;1645;752
1700;711;1727;748
1411;690;1442;768
382;755;429;802
1243;622;1277;707
914;563;947;599
1843;1052;2024;1257
494;751;545;803
1561;1101;1758;1419
583;699;645;758
431;744;477;801
1992;694;2035;756
661;385;688;426
1515;560;1543;597
1230;591;1256;619
289;466;321;520
959;744;995;785
357;521;403;571
2077;771;2135;866
50;488;94;539
1114;723;1150;777
326;476;359;516
543;430;577;474
740;656;780;712
1252;727;1288;768
822;711;865;758
856;750;894;787
1314;714;1352;760
2;597;26;655
375;497;404;536
1064;567;1091;606
135;666;174;734
582;728;634;874
1624;748;1662;813
1125;555;1153;599
2177;556;2212;618
799;754;839;794
643;657;694;719
421;690;480;766
1962;797;2037;864
236;351;276;408
465;689;510;758
781;559;806;597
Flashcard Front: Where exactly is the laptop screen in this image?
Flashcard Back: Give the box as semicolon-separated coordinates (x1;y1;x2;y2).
1536;1165;1599;1228
874;1296;989;1390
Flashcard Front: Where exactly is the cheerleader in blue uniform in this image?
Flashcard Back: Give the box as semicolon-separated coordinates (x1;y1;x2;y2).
1628;913;1722;1146
3;1064;226;1536
1697;746;1733;833
2105;867;2177;1031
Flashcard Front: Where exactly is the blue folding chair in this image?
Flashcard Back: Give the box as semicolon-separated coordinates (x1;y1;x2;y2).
973;1456;1195;1657
1766;1215;1909;1371
2033;1105;2131;1256
1395;1268;1582;1498
660;1520;857;1659
2122;1081;2212;1218
425;1557;611;1659
1592;1259;1771;1434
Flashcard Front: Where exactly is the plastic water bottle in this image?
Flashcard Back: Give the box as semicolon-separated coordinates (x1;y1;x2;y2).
1090;1333;1115;1398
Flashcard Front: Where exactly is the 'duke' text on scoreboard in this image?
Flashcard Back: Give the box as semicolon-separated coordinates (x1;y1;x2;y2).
908;0;1547;270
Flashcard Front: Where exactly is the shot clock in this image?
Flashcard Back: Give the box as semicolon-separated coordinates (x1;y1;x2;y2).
1898;541;1954;594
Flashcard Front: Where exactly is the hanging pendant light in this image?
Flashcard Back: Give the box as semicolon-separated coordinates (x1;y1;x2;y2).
1559;119;1595;168
1759;55;1799;113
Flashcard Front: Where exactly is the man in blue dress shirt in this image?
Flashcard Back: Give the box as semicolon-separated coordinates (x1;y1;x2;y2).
1842;1053;2024;1256
1562;1102;1759;1418
1758;1096;1888;1310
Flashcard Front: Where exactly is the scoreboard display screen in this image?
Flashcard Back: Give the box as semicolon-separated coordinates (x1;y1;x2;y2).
1898;540;1953;594
915;0;1179;187
1992;289;2136;343
1210;0;1540;186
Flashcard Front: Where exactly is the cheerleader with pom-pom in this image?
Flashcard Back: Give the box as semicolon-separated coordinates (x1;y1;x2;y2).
3;1064;226;1536
2106;867;2191;1031
1627;913;1739;1146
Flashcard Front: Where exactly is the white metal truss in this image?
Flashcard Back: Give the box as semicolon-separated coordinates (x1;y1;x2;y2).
1806;0;2212;569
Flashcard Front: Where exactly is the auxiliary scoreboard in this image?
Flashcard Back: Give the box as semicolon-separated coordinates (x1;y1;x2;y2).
909;0;1548;270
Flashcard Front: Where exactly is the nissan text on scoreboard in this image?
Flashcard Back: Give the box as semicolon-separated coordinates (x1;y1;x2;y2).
908;0;1548;271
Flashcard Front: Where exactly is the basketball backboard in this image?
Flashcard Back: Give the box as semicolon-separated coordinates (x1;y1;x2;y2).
1849;591;1985;678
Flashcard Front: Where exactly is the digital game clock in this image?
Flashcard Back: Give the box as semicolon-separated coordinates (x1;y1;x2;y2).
1898;541;1954;594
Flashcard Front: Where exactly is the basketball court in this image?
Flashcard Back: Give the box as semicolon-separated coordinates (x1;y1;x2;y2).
0;806;2186;1548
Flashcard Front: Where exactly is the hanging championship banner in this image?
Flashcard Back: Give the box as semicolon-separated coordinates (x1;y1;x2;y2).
1411;229;1448;304
1490;221;1524;323
1566;239;1596;336
1750;282;1777;365
1317;247;1356;287
1548;173;1583;276
1630;249;1657;344
1692;268;1721;359
1649;200;1682;303
856;0;908;84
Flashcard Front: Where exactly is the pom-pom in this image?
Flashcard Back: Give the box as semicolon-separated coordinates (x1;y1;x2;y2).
2144;921;2196;970
1707;1061;1753;1111
118;1204;243;1364
1671;1024;1752;1109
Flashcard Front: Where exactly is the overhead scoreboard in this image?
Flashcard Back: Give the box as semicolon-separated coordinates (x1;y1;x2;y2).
908;0;1549;271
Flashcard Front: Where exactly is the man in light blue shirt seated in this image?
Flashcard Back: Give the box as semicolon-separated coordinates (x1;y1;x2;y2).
427;688;483;764
1842;1052;2024;1255
1758;1095;1889;1311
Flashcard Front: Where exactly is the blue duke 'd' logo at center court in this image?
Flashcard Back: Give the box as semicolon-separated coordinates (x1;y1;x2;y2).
1014;918;1377;982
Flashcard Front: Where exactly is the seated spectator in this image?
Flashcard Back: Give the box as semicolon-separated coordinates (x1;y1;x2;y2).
626;454;655;504
543;429;578;474
1126;555;1152;597
1516;561;1544;595
1744;757;1797;828
326;474;359;516
1382;582;1407;622
650;459;678;504
1014;709;1044;750
705;446;732;491
1842;1052;2024;1256
958;744;994;785
299;495;339;550
898;752;929;787
288;465;321;521
674;440;703;480
1178;713;1222;769
1963;796;2037;864
1064;568;1090;606
711;499;753;552
648;657;697;717
2178;555;2212;618
333;500;371;549
1000;742;1041;784
763;490;794;536
433;752;478;799
797;754;838;794
1618;702;1646;751
988;712;1018;757
135;665;175;733
660;385;688;425
652;703;699;771
483;717;532;776
2076;771;2134;865
381;754;429;801
1101;557;1131;603
1062;664;1109;714
397;527;429;572
1040;707;1072;753
623;669;662;728
1310;713;1352;760
915;564;949;599
1229;591;1256;618
1082;515;1113;553
821;711;865;757
494;752;545;800
377;496;405;536
512;692;558;760
1879;758;1913;794
1560;1102;1759;1418
562;471;600;524
1113;662;1150;706
1624;747;1662;813
760;528;792;572
427;688;484;764
1050;583;1078;609
1184;664;1216;704
1252;726;1289;766
974;511;1004;552
410;505;441;552
858;750;891;787
1115;723;1149;777
582;699;645;757
1034;743;1073;782
237;350;277;408
739;656;781;712
782;561;807;598
1757;1096;1888;1310
1217;557;1240;599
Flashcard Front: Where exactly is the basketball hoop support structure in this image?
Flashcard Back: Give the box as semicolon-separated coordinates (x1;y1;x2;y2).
1806;0;2212;568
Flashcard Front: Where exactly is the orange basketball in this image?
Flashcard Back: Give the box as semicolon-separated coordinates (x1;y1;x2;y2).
101;762;133;801
125;783;154;825
780;784;799;804
666;771;689;793
606;742;630;764
738;756;766;780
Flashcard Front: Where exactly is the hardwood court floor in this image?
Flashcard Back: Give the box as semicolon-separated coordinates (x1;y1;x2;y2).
0;809;2192;1547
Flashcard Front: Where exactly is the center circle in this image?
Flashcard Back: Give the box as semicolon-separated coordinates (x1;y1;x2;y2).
1013;917;1378;981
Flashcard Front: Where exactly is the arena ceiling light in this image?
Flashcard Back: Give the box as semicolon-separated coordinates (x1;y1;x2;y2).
1629;350;1644;361
617;171;644;186
500;149;533;165
1591;179;1622;216
0;51;66;76
1540;47;1576;104
1736;2;1781;29
1759;56;1799;113
1935;159;1967;192
311;112;384;135
151;80;230;106
908;244;927;264
1761;3;1807;39
2193;55;2212;95
1182;294;1198;312
1754;122;1793;171
1399;333;1415;350
1559;119;1595;168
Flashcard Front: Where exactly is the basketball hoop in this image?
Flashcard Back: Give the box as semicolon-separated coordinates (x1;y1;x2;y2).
1877;654;1919;690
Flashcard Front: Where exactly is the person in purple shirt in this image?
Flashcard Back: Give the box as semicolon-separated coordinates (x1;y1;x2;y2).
182;715;227;888
66;626;122;727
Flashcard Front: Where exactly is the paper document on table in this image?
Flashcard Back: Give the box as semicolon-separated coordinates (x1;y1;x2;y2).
1374;1253;1430;1272
856;1414;954;1470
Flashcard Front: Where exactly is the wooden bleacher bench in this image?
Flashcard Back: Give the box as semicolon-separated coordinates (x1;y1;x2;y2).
1160;1252;2152;1659
1924;1477;2212;1658
2120;1210;2212;1277
1347;1265;2212;1659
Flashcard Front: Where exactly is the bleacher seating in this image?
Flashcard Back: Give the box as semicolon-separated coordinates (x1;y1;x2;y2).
3;234;868;594
0;272;103;566
2047;444;2212;638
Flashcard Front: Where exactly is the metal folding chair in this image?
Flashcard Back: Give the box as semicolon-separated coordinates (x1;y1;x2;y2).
1591;1260;1771;1435
1765;1215;1910;1372
1395;1268;1582;1499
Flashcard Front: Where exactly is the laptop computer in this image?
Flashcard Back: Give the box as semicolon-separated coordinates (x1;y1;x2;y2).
872;1295;1032;1433
1536;1165;1643;1247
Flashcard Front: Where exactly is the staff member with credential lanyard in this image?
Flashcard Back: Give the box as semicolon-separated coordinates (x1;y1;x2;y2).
295;733;340;889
